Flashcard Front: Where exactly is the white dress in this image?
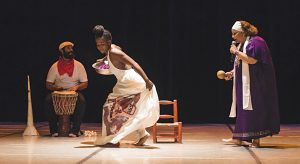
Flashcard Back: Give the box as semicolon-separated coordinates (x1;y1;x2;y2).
94;52;160;145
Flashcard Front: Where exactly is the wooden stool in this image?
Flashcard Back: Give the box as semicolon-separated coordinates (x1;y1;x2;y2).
152;100;182;143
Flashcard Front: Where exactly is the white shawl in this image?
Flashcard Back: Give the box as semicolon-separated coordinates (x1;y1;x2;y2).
229;36;253;118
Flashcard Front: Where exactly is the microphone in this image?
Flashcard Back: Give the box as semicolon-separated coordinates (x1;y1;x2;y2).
230;41;237;62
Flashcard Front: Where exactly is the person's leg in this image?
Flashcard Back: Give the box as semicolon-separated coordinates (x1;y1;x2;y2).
70;92;86;136
44;93;58;136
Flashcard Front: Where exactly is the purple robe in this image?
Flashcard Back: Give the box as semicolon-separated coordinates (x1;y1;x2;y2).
233;36;280;140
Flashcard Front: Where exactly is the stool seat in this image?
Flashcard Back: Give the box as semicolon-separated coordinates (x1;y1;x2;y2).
156;122;181;127
159;115;175;119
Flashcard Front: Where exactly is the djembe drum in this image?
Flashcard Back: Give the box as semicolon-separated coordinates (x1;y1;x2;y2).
52;91;78;136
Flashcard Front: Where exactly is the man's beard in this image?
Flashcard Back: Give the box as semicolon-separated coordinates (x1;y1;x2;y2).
63;51;75;59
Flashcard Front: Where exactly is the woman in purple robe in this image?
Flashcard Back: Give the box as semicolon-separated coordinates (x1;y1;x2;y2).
223;20;280;147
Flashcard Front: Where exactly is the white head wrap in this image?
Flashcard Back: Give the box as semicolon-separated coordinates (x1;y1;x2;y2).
232;21;243;32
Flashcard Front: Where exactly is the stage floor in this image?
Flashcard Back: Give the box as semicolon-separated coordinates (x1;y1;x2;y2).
0;122;300;164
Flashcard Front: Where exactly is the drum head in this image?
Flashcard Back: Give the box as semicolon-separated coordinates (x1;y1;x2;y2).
52;91;77;95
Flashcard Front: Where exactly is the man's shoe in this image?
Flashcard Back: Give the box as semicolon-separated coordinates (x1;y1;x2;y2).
51;133;58;137
69;133;78;137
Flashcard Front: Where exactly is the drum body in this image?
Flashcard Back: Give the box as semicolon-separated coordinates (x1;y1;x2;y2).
52;91;78;136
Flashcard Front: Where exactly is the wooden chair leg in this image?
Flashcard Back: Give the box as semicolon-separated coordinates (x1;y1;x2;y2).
178;122;182;143
174;126;178;142
152;124;157;143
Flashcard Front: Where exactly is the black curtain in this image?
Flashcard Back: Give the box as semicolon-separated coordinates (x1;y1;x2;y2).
1;0;299;123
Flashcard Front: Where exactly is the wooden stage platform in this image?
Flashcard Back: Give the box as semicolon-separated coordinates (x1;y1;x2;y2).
0;122;300;164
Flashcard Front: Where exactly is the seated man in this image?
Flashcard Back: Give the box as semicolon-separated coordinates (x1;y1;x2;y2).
44;41;88;137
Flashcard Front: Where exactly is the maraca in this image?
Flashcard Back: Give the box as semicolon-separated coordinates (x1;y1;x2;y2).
217;70;225;79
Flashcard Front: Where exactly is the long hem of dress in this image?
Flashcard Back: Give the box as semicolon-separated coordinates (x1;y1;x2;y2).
94;135;116;145
94;87;159;146
233;130;279;141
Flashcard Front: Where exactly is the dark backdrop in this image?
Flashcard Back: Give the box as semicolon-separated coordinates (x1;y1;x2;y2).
1;0;299;124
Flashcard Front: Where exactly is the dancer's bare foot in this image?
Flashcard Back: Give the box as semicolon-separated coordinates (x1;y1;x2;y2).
135;134;149;146
250;139;260;148
222;138;242;145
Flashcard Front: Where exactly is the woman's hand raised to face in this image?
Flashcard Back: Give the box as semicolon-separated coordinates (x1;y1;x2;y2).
230;44;238;54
